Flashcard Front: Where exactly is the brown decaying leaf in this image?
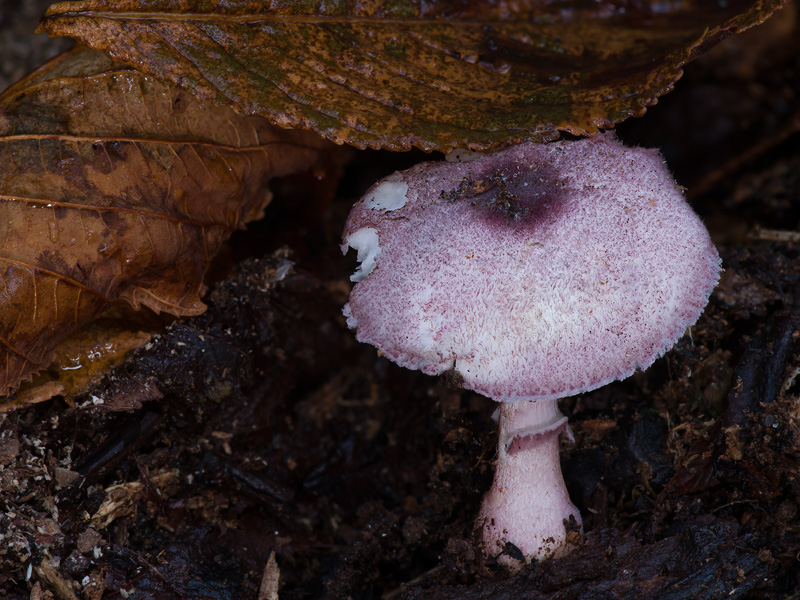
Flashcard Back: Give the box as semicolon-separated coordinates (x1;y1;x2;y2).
0;46;331;395
0;319;154;413
39;0;787;152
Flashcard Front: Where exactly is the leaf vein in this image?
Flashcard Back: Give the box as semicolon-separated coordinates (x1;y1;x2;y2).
0;257;112;303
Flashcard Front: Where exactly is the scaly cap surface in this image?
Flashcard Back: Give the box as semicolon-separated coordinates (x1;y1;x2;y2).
343;134;721;401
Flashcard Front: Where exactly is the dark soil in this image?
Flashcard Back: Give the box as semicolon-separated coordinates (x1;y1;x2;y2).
1;3;799;600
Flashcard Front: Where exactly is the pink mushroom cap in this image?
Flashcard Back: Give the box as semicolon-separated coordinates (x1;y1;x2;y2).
342;133;721;402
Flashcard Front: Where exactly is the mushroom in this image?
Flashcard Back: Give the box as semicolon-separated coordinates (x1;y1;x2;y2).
341;133;721;568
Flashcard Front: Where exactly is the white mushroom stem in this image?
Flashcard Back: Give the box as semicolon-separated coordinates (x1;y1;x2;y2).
478;399;582;568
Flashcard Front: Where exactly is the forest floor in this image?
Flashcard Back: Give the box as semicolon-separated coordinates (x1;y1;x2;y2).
0;1;799;599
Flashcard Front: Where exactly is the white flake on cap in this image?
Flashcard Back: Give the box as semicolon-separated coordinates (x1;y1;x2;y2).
342;133;721;403
343;227;381;282
363;173;409;211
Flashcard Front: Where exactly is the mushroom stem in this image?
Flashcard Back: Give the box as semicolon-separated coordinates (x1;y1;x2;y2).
478;399;582;569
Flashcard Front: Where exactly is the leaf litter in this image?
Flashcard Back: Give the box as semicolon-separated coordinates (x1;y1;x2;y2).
0;46;333;397
39;0;789;151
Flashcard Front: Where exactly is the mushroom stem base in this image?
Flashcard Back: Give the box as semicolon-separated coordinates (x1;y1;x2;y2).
478;399;582;569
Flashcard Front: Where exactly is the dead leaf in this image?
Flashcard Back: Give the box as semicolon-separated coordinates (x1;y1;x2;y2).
0;46;331;395
259;551;280;600
34;553;80;600
91;469;179;528
39;0;788;151
0;382;65;413
0;319;154;412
